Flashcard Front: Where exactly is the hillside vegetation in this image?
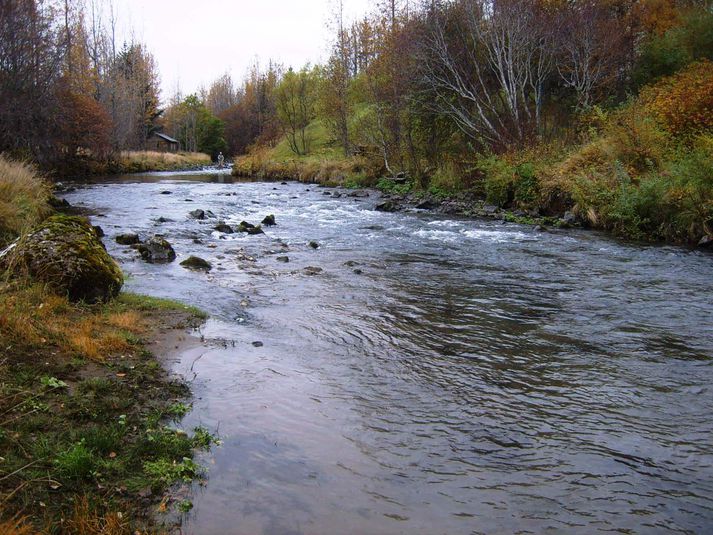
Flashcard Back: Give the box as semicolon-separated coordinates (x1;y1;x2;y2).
226;0;713;245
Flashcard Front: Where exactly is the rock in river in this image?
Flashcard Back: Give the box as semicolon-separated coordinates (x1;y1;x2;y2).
180;256;212;271
261;214;276;226
375;200;399;212
214;223;234;234
0;215;123;303
116;232;140;245
189;209;215;220
137;236;176;263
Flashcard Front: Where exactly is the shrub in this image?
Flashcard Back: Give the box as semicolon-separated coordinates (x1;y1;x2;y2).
639;60;713;138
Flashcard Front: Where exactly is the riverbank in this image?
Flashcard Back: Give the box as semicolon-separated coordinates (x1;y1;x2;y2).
233;60;712;248
0;157;216;533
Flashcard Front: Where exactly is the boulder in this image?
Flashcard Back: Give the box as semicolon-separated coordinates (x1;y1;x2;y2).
137;236;176;263
0;215;123;303
116;232;140;245
261;214;276;226
309;240;320;249
347;190;370;198
180;256;212;271
276;256;290;263
93;225;105;238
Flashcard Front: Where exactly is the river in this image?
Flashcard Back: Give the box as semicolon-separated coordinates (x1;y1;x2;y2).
62;172;713;535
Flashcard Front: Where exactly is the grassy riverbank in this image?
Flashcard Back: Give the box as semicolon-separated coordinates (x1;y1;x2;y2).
235;61;712;246
0;157;214;533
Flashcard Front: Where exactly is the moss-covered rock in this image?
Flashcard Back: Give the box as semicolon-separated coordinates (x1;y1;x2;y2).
0;215;123;303
180;256;212;271
137;236;176;264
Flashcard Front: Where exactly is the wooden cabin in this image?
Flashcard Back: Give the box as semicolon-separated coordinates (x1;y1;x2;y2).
147;133;179;153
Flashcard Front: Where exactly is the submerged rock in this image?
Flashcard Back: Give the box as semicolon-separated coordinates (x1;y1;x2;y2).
309;241;320;249
180;256;212;271
303;266;323;276
276;256;289;263
261;214;276;226
115;232;140;245
1;215;122;303
137;236;176;264
93;225;105;238
698;235;713;249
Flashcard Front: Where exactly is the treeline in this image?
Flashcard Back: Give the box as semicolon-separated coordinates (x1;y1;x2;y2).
225;0;713;244
0;0;166;173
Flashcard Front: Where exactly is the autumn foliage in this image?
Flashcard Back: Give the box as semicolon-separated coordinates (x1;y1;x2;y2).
639;60;713;137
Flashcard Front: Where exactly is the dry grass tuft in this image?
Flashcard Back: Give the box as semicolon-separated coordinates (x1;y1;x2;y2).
0;283;144;362
0;155;52;247
0;516;34;535
62;496;132;535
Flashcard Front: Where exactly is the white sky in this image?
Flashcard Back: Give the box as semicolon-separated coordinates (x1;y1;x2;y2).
115;0;374;102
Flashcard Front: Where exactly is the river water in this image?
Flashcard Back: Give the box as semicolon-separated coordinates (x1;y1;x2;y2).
63;173;713;535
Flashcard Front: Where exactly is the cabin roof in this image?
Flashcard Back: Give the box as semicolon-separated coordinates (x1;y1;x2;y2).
154;132;179;144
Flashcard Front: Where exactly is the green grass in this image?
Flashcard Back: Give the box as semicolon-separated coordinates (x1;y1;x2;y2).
0;283;213;531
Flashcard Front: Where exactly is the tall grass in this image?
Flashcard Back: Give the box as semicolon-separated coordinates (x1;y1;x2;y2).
0;155;52;247
112;151;211;173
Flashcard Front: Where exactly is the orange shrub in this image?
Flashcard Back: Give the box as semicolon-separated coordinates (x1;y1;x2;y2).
639;60;713;136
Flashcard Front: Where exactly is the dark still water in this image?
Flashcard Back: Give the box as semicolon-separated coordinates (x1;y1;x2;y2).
63;173;713;534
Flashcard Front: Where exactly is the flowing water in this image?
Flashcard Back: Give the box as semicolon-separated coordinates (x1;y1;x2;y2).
63;173;713;535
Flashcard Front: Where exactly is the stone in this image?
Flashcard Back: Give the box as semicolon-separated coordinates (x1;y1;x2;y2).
261;214;276;226
534;225;547;232
214;223;234;234
115;232;140;245
189;209;206;219
276;256;290;263
697;235;713;249
180;256;212;271
93;225;105;238
156;217;173;223
304;266;323;275
309;240;320;249
415;200;437;210
375;200;399;212
160;190;172;195
252;341;264;347
483;204;498;214
563;211;577;225
1;215;123;303
347;190;370;198
137;236;176;264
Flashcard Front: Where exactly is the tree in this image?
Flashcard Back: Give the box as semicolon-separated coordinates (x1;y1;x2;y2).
275;67;318;155
164;94;226;158
0;0;62;162
555;1;630;111
421;0;556;149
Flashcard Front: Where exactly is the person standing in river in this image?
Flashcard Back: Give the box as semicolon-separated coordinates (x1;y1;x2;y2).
217;152;224;169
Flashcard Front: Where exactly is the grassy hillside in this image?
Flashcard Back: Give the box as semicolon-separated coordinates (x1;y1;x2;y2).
233;120;380;185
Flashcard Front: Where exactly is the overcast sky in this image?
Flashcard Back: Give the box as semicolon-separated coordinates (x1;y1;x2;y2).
115;0;373;102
